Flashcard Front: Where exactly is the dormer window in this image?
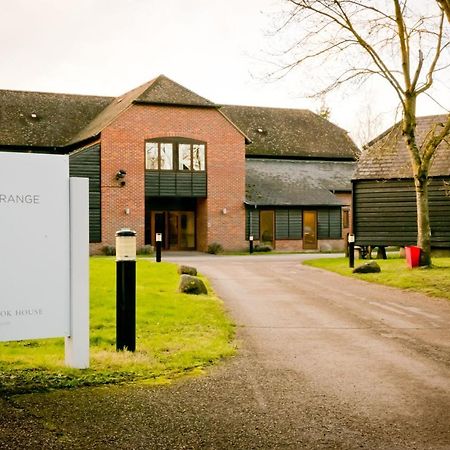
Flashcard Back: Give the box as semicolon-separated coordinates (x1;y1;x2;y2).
145;138;205;171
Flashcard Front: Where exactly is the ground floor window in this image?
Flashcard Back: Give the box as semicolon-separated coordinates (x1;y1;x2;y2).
246;207;342;243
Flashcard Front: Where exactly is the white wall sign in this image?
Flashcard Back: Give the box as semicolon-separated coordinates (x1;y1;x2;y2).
0;153;71;341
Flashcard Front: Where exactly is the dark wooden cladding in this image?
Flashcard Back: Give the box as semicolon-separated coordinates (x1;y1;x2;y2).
145;171;206;197
246;207;341;241
353;178;450;247
246;208;260;240
69;144;101;242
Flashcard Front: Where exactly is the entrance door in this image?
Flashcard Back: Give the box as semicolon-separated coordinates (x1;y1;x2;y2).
303;210;317;249
152;211;195;250
260;210;275;248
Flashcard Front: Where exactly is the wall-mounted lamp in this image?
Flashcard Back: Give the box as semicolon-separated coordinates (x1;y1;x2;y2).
222;208;228;215
115;169;126;187
124;208;130;215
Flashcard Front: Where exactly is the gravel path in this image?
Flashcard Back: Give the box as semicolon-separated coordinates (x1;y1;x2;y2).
1;254;450;449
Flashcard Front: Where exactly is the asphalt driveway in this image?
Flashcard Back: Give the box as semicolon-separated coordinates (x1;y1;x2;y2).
1;254;450;449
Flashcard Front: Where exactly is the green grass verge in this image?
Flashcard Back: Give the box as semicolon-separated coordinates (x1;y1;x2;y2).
0;258;236;395
303;255;450;301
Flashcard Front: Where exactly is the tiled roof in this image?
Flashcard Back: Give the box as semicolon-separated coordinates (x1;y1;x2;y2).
0;89;112;148
354;115;450;180
221;105;360;159
246;158;356;206
0;76;360;161
134;75;216;107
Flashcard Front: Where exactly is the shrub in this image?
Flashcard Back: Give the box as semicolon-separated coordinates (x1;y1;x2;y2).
101;245;116;256
137;245;154;255
207;242;224;254
254;244;272;252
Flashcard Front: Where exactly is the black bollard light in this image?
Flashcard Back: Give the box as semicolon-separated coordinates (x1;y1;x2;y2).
116;229;136;352
348;233;355;268
155;233;162;262
249;235;254;254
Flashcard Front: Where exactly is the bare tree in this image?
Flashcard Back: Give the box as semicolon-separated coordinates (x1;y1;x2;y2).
437;0;450;22
272;0;450;266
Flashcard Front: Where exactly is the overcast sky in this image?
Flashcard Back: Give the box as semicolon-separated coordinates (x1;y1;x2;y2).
1;0;448;145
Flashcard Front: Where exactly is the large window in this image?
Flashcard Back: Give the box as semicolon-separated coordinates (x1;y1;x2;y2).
145;139;205;172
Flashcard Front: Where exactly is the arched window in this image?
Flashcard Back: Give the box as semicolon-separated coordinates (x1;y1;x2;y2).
145;138;206;172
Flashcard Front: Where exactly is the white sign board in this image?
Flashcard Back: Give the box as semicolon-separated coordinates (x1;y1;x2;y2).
0;152;70;341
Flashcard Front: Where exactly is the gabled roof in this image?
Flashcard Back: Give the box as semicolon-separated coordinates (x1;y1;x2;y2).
0;75;218;148
354;115;450;180
0;89;112;148
134;75;216;107
68;75;217;145
221;105;359;160
246;158;356;206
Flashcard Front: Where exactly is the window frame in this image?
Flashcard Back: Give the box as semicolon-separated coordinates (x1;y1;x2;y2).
145;137;206;172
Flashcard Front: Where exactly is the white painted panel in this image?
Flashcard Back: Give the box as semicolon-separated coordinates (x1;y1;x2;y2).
0;152;70;341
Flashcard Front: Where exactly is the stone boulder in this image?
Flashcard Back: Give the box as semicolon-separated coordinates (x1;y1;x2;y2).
179;274;207;295
352;261;381;274
178;265;198;276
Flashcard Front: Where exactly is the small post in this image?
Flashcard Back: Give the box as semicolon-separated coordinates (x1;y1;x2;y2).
249;235;254;254
116;229;136;352
348;233;355;268
65;177;90;368
155;233;162;262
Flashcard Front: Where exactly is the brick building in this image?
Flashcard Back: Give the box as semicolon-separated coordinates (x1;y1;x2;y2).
0;75;359;252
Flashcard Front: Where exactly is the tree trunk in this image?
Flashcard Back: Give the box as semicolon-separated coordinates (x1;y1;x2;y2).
414;175;432;266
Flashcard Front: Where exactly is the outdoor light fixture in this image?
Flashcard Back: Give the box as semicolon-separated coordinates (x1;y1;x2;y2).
222;208;227;215
115;169;126;187
124;208;130;215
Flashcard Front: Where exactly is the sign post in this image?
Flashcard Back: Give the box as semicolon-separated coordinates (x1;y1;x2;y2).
0;152;89;368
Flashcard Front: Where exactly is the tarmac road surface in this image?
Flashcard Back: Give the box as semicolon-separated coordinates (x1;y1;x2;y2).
1;253;450;449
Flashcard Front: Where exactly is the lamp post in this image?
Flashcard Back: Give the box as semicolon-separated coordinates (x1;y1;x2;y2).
155;233;162;262
116;229;136;352
348;233;355;268
249;235;254;254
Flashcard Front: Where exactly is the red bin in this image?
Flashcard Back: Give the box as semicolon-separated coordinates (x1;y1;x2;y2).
405;245;421;268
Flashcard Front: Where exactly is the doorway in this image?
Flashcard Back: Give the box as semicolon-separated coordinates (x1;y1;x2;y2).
303;210;317;249
260;210;275;248
152;211;195;250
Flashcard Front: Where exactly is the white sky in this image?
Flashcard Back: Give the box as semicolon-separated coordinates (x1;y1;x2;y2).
1;0;448;145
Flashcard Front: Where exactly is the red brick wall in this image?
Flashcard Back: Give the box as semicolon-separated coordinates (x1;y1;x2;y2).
99;104;246;251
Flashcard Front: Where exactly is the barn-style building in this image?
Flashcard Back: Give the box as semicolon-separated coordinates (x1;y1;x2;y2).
0;75;359;252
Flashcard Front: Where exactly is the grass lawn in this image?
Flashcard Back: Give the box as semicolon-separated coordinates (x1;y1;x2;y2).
0;258;236;395
303;255;450;301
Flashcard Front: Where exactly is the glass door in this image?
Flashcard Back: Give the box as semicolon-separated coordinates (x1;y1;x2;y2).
152;211;196;250
260;210;274;248
303;210;317;249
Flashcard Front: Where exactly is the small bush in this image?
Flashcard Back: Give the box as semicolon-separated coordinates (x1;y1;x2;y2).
137;245;154;255
254;244;272;252
207;242;224;255
101;245;116;256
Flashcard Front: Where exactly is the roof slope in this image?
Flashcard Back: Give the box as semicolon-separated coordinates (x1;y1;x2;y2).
221;105;359;159
69;75;217;145
246;158;356;206
355;115;450;180
134;75;216;107
0;90;111;148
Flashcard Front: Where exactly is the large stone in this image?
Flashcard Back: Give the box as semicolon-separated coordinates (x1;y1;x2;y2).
352;261;381;274
178;265;197;276
179;274;208;295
